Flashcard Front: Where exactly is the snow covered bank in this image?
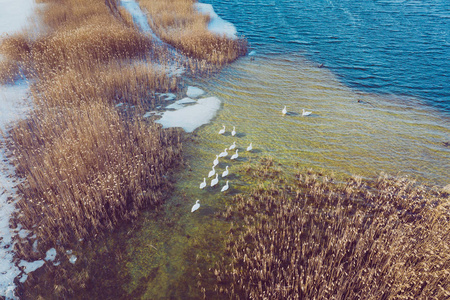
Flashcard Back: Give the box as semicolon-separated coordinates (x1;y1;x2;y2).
0;0;37;298
0;0;36;37
194;3;237;39
120;0;162;42
0;82;33;300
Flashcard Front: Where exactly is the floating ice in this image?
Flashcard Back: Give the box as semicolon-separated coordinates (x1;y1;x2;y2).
155;97;221;133
186;86;205;99
45;248;57;261
159;93;176;101
194;3;237;39
165;97;196;110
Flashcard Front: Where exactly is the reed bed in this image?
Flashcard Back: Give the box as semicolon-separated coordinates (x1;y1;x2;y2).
32;59;179;109
138;0;247;65
0;0;187;257
212;158;450;299
9;102;183;253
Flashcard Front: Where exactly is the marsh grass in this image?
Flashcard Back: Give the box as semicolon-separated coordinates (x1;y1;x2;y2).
139;0;247;65
0;0;188;258
212;158;450;299
32;59;179;109
9;102;183;253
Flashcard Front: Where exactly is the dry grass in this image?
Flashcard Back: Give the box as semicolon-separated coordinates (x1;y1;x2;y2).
32;59;179;109
9;102;183;251
0;0;187;255
212;158;450;299
139;0;247;65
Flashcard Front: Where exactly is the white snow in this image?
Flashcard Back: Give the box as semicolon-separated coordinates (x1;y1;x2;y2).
186;86;205;99
194;3;237;39
0;0;38;298
159;93;176;101
69;255;77;264
45;248;56;261
18;260;45;274
165;97;196;109
119;0;162;42
0;0;36;37
155;97;221;132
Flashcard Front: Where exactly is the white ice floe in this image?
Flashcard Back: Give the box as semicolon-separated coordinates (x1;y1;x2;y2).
194;3;237;39
165;97;196;110
159;93;177;101
45;248;57;261
186;86;205;99
155;97;221;132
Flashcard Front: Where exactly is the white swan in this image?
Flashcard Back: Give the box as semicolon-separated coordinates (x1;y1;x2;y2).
218;125;226;134
221;181;229;192
302;109;312;116
246;143;253;152
282;106;287;115
191;200;200;212
211;173;219;187
230;149;239;160
218;148;228;158
208;165;216;178
213;155;219;167
222;166;229;178
231;126;236;136
199;178;206;189
229;141;236;150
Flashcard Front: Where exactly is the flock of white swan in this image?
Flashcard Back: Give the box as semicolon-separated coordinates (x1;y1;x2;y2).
191;106;312;213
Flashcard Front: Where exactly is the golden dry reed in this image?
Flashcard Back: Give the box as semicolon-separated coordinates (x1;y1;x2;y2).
9;102;182;249
212;158;450;299
138;0;247;65
0;0;191;256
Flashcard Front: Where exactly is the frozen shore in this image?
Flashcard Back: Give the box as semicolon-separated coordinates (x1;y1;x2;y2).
0;1;37;298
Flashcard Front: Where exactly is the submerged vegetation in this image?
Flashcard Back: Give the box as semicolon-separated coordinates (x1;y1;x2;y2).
211;158;450;299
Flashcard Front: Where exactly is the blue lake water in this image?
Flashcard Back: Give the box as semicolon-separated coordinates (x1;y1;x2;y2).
201;0;450;113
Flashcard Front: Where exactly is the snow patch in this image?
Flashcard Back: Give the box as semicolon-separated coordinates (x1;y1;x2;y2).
69;255;77;264
194;3;237;39
18;260;45;274
0;0;36;37
155;97;221;132
186;86;205;98
45;248;57;261
119;0;161;42
165;97;196;110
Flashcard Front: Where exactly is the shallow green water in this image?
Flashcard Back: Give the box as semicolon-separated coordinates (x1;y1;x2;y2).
121;53;449;298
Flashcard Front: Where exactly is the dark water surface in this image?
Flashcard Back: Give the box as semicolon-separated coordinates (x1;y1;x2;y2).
201;0;450;113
